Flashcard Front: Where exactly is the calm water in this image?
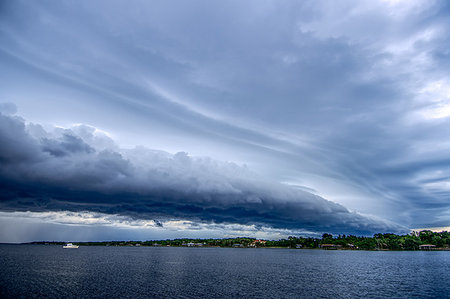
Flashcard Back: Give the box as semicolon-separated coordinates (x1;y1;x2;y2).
0;245;449;298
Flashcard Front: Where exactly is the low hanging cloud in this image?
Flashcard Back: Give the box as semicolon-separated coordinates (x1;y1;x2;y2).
0;109;404;235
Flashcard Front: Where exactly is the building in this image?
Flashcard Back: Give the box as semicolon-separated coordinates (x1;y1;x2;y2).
183;242;204;247
250;239;267;247
419;244;436;250
319;244;342;250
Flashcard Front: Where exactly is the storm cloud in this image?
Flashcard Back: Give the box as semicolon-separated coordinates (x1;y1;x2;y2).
1;0;450;240
0;111;402;235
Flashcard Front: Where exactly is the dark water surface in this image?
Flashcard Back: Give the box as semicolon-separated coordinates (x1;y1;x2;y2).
0;245;449;298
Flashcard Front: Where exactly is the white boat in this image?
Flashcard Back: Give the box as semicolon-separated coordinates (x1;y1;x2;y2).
63;243;79;249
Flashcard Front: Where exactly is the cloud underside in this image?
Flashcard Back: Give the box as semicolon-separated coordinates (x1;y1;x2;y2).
0;111;403;234
2;0;450;233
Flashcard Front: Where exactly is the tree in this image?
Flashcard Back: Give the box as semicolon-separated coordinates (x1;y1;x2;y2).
403;238;419;250
322;233;333;240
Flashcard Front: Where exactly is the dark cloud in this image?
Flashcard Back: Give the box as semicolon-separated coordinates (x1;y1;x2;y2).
1;0;450;234
0;112;403;235
42;134;94;157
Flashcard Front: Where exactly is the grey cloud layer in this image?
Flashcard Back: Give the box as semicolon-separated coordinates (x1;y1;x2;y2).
0;112;403;234
1;0;450;230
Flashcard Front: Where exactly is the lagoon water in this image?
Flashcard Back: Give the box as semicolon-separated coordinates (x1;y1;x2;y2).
0;245;449;298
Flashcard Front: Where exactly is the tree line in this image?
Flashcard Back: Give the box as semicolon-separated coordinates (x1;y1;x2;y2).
29;230;450;250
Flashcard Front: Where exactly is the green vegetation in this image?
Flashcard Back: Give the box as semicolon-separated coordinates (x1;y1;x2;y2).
28;230;450;250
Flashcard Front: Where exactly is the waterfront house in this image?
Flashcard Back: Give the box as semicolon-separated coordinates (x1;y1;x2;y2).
319;244;341;250
250;239;267;247
419;244;436;250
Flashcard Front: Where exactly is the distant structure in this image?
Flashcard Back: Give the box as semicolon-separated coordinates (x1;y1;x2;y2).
419;244;436;250
249;240;267;247
182;242;204;247
319;244;342;250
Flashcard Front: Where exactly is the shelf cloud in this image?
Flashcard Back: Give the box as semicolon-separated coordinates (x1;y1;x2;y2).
0;111;403;235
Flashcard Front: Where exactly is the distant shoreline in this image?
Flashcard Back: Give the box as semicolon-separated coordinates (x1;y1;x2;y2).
8;242;450;252
14;231;450;251
9;243;450;251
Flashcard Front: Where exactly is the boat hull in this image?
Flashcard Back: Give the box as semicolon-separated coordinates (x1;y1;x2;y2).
63;245;79;248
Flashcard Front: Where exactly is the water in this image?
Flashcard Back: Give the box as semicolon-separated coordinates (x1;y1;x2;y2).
0;245;449;298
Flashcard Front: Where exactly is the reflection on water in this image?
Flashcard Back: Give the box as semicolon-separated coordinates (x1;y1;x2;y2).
0;245;449;298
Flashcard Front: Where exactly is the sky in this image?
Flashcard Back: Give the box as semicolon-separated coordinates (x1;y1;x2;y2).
1;0;450;242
